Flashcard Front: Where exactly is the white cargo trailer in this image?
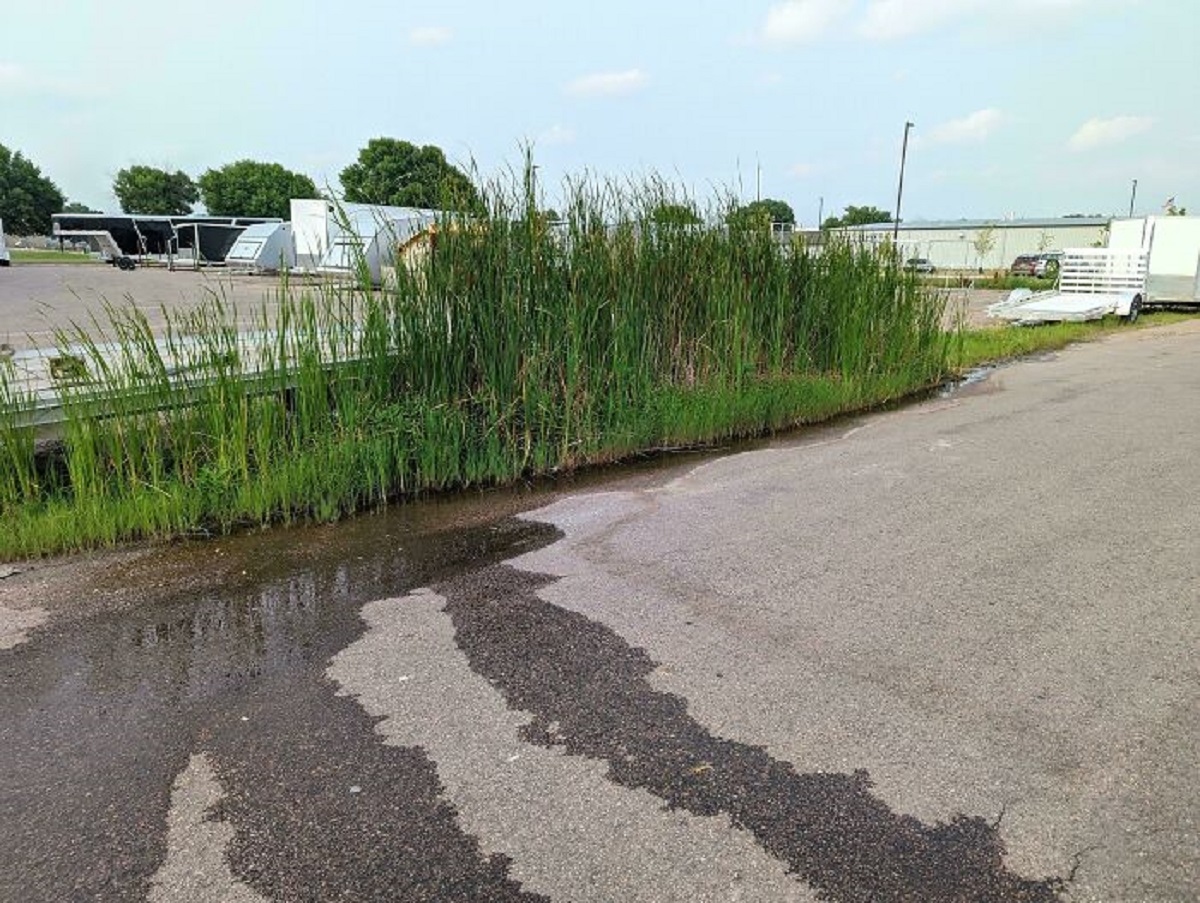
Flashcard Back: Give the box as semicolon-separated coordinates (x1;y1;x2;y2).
1108;216;1200;304
225;222;296;273
290;199;336;272
317;207;437;284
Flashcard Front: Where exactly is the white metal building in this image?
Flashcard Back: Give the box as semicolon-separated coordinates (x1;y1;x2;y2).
840;217;1110;271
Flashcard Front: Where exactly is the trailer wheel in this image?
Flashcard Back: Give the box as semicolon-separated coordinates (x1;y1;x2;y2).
1125;295;1142;324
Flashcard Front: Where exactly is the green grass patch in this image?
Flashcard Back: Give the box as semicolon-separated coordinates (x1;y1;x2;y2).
9;249;97;264
971;274;1057;291
952;311;1197;371
920;274;1056;291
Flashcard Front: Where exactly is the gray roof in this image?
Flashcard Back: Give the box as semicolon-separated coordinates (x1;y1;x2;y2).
843;216;1110;232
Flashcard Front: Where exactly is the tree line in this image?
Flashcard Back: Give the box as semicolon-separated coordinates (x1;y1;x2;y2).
0;138;485;234
3;136;903;237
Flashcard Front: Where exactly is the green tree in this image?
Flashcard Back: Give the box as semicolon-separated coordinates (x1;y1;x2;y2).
822;204;892;230
728;198;795;229
340;138;480;212
112;165;198;215
972;225;997;270
198;160;319;220
0;144;66;234
650;202;703;227
62;201;100;214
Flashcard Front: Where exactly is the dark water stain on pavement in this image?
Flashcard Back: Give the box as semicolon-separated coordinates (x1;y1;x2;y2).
438;563;1065;903
0;513;556;902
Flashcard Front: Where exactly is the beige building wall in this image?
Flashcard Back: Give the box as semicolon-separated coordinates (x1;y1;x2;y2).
844;221;1109;271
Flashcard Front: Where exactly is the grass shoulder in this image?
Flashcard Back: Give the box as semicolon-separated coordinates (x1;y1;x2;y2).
952;311;1199;371
8;249;97;265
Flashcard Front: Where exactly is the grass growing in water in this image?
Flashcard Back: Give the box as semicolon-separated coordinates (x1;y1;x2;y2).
1;174;950;559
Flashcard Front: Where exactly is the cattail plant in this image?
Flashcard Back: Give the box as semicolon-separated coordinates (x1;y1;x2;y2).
0;168;948;557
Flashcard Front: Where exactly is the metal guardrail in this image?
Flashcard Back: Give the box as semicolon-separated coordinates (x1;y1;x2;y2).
1;327;375;446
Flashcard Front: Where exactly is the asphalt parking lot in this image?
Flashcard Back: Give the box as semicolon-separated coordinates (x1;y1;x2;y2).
1;320;1197;901
0;263;310;350
0;264;1007;351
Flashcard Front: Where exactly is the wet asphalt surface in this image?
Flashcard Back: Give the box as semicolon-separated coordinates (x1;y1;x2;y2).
0;514;560;901
2;321;1198;901
438;564;1060;902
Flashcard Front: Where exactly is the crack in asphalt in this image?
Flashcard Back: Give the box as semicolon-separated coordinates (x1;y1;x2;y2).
437;563;1066;903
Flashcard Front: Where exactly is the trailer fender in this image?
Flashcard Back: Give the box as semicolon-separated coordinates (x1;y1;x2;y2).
1114;292;1142;320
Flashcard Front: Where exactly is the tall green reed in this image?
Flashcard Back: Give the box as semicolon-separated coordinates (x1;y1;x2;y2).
0;169;948;557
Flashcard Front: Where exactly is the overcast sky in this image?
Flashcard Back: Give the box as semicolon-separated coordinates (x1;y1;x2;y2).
2;0;1195;222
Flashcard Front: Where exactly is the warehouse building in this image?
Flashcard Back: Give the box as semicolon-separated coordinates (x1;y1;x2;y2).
840;217;1109;271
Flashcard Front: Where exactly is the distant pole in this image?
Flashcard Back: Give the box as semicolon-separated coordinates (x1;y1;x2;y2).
1128;179;1138;217
818;196;824;229
894;121;914;243
756;158;762;203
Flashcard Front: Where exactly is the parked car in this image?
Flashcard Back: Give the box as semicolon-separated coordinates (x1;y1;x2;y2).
1010;254;1039;276
1034;252;1063;277
905;257;936;273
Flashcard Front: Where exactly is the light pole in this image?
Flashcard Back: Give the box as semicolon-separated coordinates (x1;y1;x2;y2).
894;120;914;244
817;196;824;230
1128;179;1138;217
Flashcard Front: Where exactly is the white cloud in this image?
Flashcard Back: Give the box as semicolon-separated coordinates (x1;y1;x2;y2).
746;0;1091;45
859;0;1088;41
923;108;1004;145
860;0;970;40
537;124;576;146
0;61;25;90
759;0;854;44
0;61;103;100
565;69;647;98
1068;115;1154;151
408;26;453;47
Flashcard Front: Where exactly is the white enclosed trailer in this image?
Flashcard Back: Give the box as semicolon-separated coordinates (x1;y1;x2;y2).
1108;216;1200;304
290;199;336;272
225;222;296;273
317;207;438;284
